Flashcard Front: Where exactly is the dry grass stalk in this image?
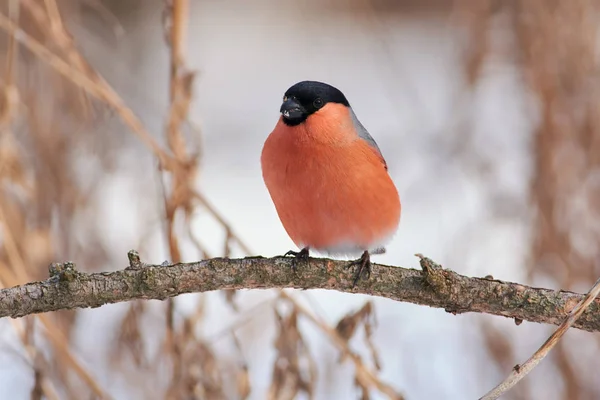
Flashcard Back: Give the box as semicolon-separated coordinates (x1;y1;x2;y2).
0;4;168;165
451;0;495;84
268;307;317;400
3;1;563;398
515;1;600;397
281;292;404;400
155;3;257;396
0;1;402;399
160;1;195;396
0;1;119;397
335;302;381;371
169;318;227;399
480;271;600;399
231;332;252;400
452;0;600;397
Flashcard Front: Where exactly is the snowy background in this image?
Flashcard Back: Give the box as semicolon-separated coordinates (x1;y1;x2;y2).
1;1;598;399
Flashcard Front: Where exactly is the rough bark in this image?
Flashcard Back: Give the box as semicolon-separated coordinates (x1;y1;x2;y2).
0;251;598;332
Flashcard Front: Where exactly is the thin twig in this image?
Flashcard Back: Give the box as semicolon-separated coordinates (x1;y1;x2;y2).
192;190;253;255
479;268;600;399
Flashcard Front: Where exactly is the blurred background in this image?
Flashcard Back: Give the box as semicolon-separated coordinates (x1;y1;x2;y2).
0;0;599;399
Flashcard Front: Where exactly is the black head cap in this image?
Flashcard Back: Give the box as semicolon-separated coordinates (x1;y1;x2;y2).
279;81;350;126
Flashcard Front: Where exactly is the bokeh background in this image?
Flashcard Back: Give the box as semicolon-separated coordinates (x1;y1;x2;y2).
1;0;599;399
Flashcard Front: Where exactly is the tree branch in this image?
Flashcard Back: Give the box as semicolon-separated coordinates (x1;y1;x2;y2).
0;251;599;332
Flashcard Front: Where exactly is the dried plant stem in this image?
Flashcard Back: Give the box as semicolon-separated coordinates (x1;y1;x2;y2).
192;190;253;255
4;0;18;86
0;9;170;165
42;0;62;28
0;6;253;258
168;0;188;101
479;272;600;400
281;292;404;399
2;254;600;334
37;314;111;399
163;0;191;397
163;0;188;269
0;204;110;399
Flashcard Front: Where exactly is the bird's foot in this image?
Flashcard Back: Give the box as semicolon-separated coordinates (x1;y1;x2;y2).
282;247;309;272
345;250;371;287
283;247;309;259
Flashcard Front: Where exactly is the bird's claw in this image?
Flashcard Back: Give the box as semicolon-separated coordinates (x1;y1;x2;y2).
345;251;371;287
282;247;309;260
282;247;309;272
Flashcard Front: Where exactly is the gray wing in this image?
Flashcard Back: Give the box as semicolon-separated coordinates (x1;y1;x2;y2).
350;108;387;170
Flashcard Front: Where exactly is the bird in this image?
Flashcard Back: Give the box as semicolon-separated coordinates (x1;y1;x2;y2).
260;80;401;286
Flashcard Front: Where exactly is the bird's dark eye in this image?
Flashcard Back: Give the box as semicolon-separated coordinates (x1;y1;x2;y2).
313;98;324;109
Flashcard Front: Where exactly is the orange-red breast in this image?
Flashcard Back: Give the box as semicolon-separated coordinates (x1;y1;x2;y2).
261;81;401;285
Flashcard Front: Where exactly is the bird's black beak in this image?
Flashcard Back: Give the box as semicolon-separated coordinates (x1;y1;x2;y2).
280;98;305;120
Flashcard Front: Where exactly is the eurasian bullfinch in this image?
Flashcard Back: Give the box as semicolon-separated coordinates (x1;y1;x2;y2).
261;81;401;286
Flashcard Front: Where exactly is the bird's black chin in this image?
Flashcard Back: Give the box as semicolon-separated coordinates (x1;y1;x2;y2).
281;114;307;126
280;98;307;126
